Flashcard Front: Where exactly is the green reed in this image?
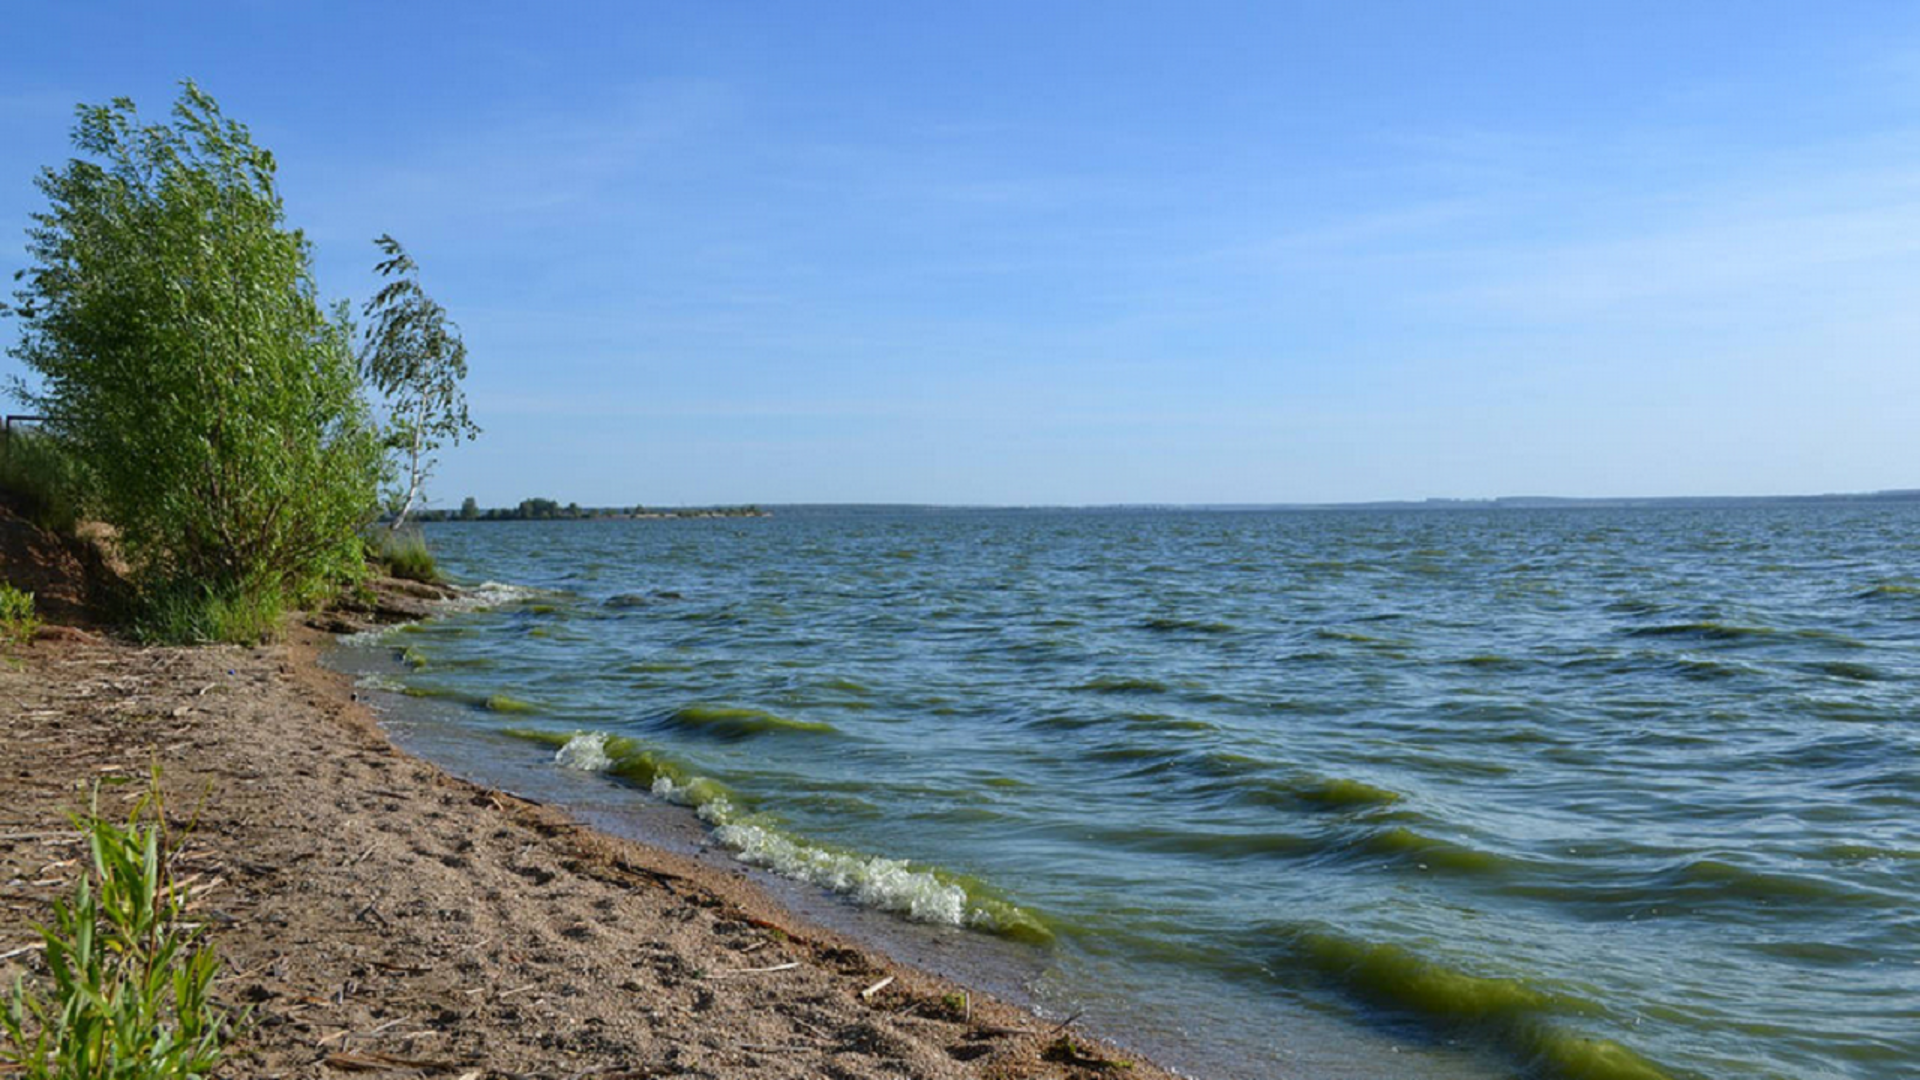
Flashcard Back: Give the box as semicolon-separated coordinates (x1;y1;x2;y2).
2;777;236;1079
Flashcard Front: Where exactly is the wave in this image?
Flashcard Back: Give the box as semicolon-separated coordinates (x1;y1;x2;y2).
353;672;409;694
605;590;683;609
509;730;1047;942
1664;656;1754;681
1497;856;1902;916
1233;775;1405;812
1799;660;1886;682
1665;857;1899;908
397;684;545;716
445;580;553;612
1139;616;1237;635
1355;826;1514;875
337;623;412;648
1071;675;1170;694
1279;927;1673;1080
657;704;839;739
1624;621;1774;642
1312;628;1405;648
1296;777;1403;809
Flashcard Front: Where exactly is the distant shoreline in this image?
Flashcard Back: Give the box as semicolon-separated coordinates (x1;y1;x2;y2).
406;504;770;523
414;490;1920;519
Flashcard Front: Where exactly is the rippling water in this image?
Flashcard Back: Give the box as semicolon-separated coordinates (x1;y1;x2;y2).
333;506;1920;1080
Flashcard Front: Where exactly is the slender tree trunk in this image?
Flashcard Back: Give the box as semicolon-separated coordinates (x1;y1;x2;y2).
388;396;428;531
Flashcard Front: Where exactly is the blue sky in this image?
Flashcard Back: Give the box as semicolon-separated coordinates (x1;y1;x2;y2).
4;2;1919;506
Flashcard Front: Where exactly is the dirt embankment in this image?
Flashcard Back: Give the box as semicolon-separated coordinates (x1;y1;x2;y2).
0;501;124;628
0;621;1176;1077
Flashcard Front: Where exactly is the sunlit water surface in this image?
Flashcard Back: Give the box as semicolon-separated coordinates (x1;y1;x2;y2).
330;506;1920;1080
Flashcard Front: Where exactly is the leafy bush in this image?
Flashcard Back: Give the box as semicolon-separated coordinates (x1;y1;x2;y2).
0;584;37;647
4;82;381;634
1;780;235;1078
0;428;89;535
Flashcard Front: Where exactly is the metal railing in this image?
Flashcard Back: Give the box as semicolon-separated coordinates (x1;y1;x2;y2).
2;414;47;464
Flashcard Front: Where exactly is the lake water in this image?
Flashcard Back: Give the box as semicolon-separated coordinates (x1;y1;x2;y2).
331;506;1920;1080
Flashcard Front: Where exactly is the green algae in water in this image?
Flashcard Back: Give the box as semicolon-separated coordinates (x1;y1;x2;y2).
1361;826;1512;875
1297;777;1402;809
500;727;1050;943
485;694;540;714
1286;930;1673;1080
663;704;838;739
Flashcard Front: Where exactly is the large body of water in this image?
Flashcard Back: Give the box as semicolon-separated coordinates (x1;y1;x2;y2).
333;506;1918;1080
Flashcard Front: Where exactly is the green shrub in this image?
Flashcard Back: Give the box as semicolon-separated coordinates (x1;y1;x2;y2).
0;429;89;535
5;83;381;616
1;779;235;1079
371;527;439;584
0;584;37;647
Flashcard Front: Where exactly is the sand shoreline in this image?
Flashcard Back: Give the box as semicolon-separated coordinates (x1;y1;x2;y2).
0;620;1184;1079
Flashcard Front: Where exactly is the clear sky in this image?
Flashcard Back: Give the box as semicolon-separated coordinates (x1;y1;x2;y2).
4;2;1918;507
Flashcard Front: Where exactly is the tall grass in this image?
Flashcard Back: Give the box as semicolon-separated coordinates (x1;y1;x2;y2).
0;428;89;535
370;526;439;584
133;579;286;646
2;778;236;1079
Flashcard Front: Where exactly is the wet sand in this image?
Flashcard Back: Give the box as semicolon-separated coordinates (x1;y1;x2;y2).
0;623;1183;1079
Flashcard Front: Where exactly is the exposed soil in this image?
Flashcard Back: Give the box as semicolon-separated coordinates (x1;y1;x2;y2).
0;622;1179;1080
0;502;124;627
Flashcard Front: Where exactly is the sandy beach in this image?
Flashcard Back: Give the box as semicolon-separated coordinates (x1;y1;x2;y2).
0;617;1178;1080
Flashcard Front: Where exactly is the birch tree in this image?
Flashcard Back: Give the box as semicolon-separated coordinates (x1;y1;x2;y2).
359;235;478;529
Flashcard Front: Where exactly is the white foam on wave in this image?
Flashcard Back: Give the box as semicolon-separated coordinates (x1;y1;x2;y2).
446;580;549;612
554;732;614;772
338;624;413;648
713;820;972;926
650;773;978;928
541;729;1026;933
354;672;410;694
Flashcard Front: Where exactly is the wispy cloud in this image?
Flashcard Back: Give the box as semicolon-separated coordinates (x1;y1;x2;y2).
1423;154;1920;321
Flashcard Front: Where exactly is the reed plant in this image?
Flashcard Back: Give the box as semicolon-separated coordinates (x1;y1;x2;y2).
1;779;235;1079
370;526;439;584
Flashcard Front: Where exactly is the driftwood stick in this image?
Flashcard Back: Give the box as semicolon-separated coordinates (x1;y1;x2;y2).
718;960;801;975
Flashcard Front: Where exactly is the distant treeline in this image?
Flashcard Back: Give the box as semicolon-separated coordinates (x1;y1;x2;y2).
409;497;768;522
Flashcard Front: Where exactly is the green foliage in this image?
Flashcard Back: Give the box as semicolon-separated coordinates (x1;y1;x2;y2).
1042;1034;1132;1071
132;578;285;646
0;428;90;535
370;526;439;584
0;584;38;647
4;82;381;608
360;235;477;530
458;496;479;521
1;779;236;1079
